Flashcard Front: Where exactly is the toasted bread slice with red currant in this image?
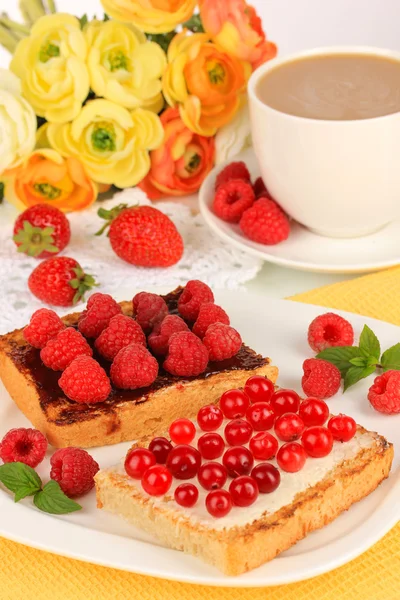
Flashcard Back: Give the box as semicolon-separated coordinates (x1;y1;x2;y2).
0;288;278;449
95;423;393;575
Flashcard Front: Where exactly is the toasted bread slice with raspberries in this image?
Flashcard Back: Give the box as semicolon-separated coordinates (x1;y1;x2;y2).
0;288;278;448
95;425;393;575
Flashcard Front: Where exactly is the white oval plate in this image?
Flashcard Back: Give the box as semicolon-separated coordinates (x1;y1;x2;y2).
199;149;400;274
0;290;399;587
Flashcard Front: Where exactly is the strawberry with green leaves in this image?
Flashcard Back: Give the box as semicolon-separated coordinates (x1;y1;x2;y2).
13;204;70;259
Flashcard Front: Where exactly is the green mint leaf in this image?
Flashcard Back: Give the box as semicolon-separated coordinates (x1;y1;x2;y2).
0;462;42;502
316;346;362;377
381;343;400;371
343;365;377;391
33;481;82;515
359;325;381;361
349;356;369;368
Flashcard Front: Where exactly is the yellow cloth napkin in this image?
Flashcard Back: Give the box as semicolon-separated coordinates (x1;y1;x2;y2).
1;268;400;600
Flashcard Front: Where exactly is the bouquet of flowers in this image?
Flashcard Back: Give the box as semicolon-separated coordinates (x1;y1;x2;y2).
0;0;276;212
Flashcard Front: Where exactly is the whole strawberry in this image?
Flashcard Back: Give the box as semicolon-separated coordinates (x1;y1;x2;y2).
13;204;70;259
28;257;97;307
96;204;184;267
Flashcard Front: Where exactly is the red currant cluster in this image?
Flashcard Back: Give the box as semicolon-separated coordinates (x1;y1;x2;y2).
124;376;357;518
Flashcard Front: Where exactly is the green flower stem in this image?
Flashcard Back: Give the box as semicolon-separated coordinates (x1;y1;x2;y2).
19;0;47;25
0;25;19;53
0;16;30;34
46;0;56;13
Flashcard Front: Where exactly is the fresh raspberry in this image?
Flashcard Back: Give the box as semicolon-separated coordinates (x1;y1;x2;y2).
215;161;251;189
95;314;146;361
59;356;111;403
302;358;341;399
50;447;99;497
308;313;354;353
28;257;97;307
0;428;47;468
213;179;255;223
203;323;242;361
78;293;122;338
110;343;159;389
368;370;400;414
23;308;65;349
192;303;230;339
240;198;290;245
133;292;169;333
148;315;189;356
40;327;93;371
178;280;214;322
13;204;70;259
253;177;271;199
164;331;209;377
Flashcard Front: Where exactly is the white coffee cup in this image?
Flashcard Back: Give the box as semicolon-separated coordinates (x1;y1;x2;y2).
248;47;400;238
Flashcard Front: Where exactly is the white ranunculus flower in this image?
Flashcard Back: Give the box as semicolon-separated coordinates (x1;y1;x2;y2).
0;69;37;175
215;99;252;165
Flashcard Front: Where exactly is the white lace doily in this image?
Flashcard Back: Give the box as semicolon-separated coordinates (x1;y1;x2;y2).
0;189;263;333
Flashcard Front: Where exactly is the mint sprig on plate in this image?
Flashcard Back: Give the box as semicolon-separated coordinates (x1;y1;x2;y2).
0;462;81;514
317;324;400;391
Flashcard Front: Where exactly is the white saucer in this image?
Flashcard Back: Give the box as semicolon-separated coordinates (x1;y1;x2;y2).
199;149;400;274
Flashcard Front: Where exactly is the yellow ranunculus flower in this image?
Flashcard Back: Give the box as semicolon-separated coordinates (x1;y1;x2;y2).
10;14;89;123
0;69;36;174
85;19;167;111
100;0;197;34
47;99;164;188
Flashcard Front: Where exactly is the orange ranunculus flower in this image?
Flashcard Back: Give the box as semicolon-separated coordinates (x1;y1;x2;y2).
162;31;250;137
139;107;215;199
4;149;97;213
199;0;277;70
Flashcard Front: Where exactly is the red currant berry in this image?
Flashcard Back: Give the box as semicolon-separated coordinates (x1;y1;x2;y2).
246;402;275;431
166;444;202;480
148;437;173;464
197;433;225;460
141;465;172;496
249;431;278;460
205;489;232;518
198;462;228;490
244;376;275;404
169;418;196;445
299;398;329;427
174;483;199;508
271;389;300;416
223;446;254;477
197;404;224;432
124;448;156;479
277;442;307;472
274;412;305;442
251;463;281;493
224;419;253;446
229;475;259;507
328;414;357;442
301;426;333;458
220;389;250;419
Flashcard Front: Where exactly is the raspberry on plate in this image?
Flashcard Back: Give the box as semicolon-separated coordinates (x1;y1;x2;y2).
133;292;169;333
308;312;354;353
0;428;47;468
178;280;214;322
40;327;93;371
192;303;230;339
240;198;290;245
59;356;111;403
302;358;341;399
213;179;255;223
111;343;159;389
23;308;65;349
164;331;209;377
78;293;122;338
203;323;242;361
148;315;189;356
95;314;146;361
215;161;251;189
368;370;400;414
50;447;99;497
13;204;70;259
